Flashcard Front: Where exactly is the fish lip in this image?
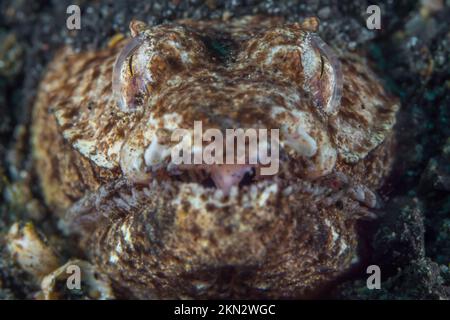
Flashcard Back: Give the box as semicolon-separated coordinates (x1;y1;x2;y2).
149;163;279;195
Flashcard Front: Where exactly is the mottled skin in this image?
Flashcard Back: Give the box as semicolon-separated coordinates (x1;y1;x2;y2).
31;16;399;299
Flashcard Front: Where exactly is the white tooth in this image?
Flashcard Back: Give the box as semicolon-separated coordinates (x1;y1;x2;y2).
120;142;151;183
349;185;377;208
283;186;293;196
166;162;181;174
284;125;317;157
364;189;377;208
144;137;171;170
214;189;224;200
229;186;239;198
250;184;258;198
351;185;366;202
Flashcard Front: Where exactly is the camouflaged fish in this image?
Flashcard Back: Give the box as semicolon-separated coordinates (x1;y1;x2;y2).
31;16;399;299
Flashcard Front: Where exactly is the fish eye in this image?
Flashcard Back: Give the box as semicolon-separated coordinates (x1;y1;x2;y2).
112;36;145;112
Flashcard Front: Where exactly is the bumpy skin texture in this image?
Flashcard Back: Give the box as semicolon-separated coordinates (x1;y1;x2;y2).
31;16;399;299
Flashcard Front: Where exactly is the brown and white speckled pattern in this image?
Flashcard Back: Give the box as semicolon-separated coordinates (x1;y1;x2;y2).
31;16;399;299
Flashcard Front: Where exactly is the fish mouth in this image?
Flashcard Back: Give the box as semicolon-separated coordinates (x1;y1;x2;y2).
64;165;284;234
65;159;378;236
131;162;287;211
158;163;275;195
141;160;379;213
